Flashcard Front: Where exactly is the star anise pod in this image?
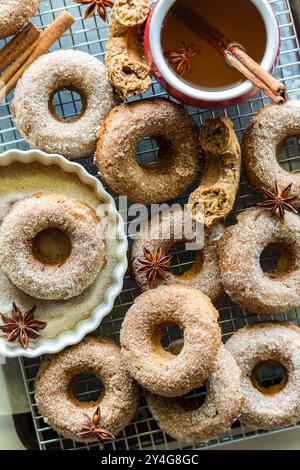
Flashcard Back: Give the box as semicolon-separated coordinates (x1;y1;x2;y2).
73;0;114;21
258;182;298;220
165;42;199;76
0;303;47;349
78;406;115;442
137;247;172;283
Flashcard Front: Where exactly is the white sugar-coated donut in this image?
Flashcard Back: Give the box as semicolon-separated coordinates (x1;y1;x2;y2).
0;0;40;39
226;322;300;430
35;336;140;442
120;285;221;397
0;193;105;300
219;207;300;315
11;50;117;160
147;344;243;444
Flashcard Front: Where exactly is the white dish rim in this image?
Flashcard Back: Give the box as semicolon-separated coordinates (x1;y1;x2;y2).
0;149;128;358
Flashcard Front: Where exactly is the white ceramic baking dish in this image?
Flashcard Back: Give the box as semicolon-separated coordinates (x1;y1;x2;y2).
0;150;128;358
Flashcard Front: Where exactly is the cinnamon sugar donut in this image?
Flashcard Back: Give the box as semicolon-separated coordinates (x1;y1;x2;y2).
11;50;117;160
243;101;300;206
0;0;40;39
0;193;105;301
189;117;241;228
219;207;300;315
226;322;300;430
131;206;223;302
95;99;199;204
105;0;151;98
120;285;221;397
147;343;243;444
35;336;139;442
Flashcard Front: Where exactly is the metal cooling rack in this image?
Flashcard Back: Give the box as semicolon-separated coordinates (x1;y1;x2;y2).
1;0;300;451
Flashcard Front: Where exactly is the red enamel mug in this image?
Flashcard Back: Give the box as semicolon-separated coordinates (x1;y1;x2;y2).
144;0;280;108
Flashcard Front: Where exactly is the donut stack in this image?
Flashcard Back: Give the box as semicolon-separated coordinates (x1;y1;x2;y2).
120;285;243;444
118;289;300;443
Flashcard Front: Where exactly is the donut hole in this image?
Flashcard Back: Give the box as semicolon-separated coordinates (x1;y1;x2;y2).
32;228;72;266
152;323;184;356
180;385;207;411
278;137;300;172
136;136;168;168
171;244;203;277
251;361;288;396
260;242;295;278
68;373;104;404
49;87;87;122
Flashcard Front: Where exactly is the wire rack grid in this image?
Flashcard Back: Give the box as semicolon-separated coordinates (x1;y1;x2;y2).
1;0;300;451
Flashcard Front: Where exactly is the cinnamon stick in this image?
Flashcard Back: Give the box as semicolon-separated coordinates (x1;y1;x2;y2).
1;38;40;85
175;4;287;104
225;48;286;105
0;23;41;73
227;45;287;102
0;11;75;102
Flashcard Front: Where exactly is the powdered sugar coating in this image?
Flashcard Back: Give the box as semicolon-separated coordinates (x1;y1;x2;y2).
0;193;105;301
131;206;223;302
0;0;40;39
35;336;140;442
11;50;117;160
219;207;300;314
226;322;300;430
147;345;243;444
243;101;300;206
120;285;221;397
95;99;199;204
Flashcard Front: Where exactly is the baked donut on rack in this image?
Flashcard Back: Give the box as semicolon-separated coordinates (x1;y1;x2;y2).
95;99;199;204
219;207;300;315
120;285;221;397
11;49;117;160
147;343;243;444
0;0;40;39
105;0;151;98
243;101;300;206
0;193;105;301
35;336;139;442
188;117;241;228
226;322;300;430
131;206;223;302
